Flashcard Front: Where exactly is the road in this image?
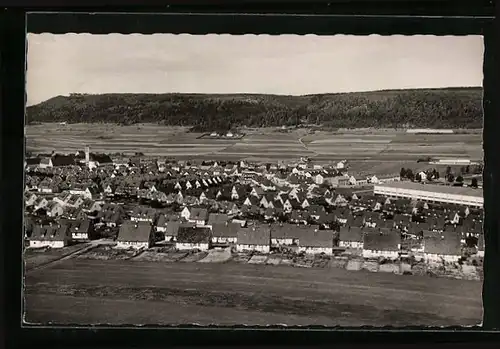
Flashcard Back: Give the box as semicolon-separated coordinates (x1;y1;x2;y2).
24;259;482;326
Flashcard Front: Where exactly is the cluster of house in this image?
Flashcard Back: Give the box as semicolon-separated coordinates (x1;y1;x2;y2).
24;151;484;263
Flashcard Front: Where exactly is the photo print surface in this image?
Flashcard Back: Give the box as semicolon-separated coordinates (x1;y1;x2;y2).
24;33;484;327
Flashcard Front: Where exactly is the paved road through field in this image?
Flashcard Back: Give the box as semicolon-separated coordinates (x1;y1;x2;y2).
24;259;482;327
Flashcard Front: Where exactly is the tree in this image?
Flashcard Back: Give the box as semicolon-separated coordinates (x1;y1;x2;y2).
471;177;479;188
456;175;464;183
406;169;414;181
400;168;407;178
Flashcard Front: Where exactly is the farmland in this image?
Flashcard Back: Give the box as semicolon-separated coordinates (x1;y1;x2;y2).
26;124;483;168
24;258;481;326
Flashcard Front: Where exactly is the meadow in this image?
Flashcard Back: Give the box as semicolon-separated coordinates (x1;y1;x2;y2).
26;124;483;169
24;258;481;326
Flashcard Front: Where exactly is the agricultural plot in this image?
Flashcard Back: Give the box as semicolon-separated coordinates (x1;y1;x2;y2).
26;124;483;163
24;259;482;326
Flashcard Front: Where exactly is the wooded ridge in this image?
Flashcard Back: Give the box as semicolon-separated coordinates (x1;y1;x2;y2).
26;87;483;130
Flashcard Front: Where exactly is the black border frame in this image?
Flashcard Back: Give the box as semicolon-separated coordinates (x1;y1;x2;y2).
1;3;499;347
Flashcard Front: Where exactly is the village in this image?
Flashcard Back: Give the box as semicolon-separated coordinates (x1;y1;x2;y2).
24;147;484;280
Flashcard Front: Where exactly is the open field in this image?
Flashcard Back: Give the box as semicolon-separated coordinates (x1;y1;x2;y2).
26;124;483;163
24;243;91;271
24;258;481;326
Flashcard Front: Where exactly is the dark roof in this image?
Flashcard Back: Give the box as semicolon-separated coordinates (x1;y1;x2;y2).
298;229;333;248
363;229;401;251
190;207;209;221
60;219;92;234
270;223;296;238
212;222;240;238
117;221;153;243
90;153;113;164
29;224;70;241
131;206;157;220
26;158;42;166
339;226;363;242
165;221;195;236
237;225;271;245
423;230;461;255
51;154;75;167
207;213;229;226
177;226;211;243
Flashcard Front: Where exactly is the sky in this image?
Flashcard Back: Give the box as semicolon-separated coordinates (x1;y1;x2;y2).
26;34;484;106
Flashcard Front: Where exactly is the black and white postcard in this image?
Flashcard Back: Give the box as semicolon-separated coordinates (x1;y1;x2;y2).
23;33;484;327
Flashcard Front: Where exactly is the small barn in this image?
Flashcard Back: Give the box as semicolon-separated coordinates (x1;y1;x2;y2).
422;230;462;263
28;224;71;249
339;226;364;249
211;222;240;244
176;226;212;251
362;229;401;260
116;221;154;249
236;225;271;253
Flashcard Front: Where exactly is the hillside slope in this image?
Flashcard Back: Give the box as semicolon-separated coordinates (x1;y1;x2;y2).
26;87;483;130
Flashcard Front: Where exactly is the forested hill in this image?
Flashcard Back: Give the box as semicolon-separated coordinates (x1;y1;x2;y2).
26;87;483;130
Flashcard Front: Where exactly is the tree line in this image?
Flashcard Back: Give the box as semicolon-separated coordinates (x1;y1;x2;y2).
400;164;482;187
26;88;483;130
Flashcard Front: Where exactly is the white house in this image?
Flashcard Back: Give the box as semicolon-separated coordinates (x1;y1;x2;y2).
314;173;325;185
69;187;95;200
336;160;346;170
180;206;191;221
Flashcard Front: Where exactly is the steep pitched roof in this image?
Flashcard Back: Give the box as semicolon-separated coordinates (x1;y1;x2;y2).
117;221;153;243
212;222;240;238
339;226;363;242
422;230;461;255
207;213;229;226
237;225;271;245
177;226;211;243
363;229;401;251
51;154;75;167
298;229;333;248
29;223;70;241
189;207;209;221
